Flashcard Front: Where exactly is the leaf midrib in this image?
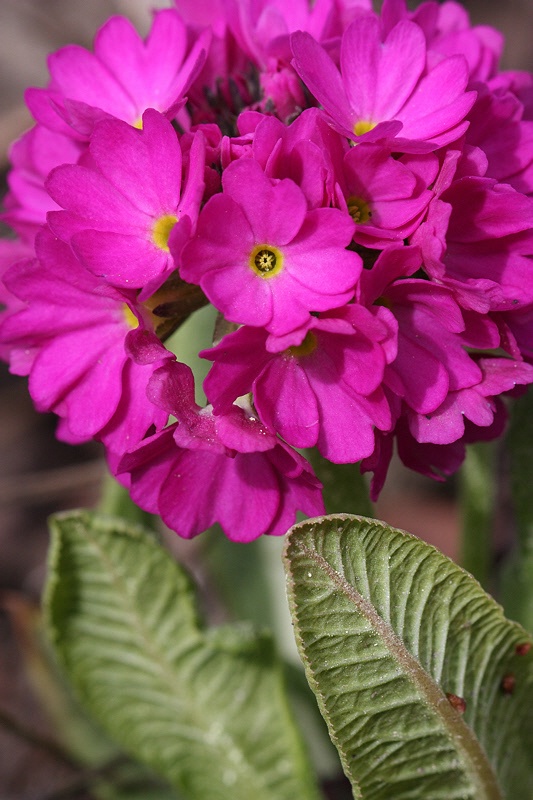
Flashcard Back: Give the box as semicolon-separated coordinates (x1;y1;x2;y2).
54;517;285;800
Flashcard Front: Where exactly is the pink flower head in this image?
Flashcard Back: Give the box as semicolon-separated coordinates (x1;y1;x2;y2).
25;10;210;139
0;228;171;451
201;302;396;462
291;14;476;151
46;110;206;299
116;360;324;541
180;157;360;335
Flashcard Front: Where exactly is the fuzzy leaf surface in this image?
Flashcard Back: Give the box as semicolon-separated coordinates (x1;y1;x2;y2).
284;514;533;799
44;511;320;800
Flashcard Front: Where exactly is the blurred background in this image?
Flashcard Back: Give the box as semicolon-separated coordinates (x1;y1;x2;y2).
0;1;532;797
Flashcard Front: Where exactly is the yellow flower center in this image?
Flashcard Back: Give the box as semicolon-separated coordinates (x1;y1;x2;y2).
152;214;178;252
123;305;139;329
249;244;284;278
133;117;144;130
347;196;372;224
288;331;318;358
354;120;376;137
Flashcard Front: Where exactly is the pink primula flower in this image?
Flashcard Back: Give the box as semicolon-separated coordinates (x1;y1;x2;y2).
291;13;476;151
201;302;396;462
25;10;210;139
116;360;325;541
46;110;205;298
180;157;360;335
339;144;439;247
0;228;170;451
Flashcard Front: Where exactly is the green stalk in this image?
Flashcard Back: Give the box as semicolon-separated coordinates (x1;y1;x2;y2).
307;450;373;518
501;387;533;632
459;441;496;588
98;470;158;532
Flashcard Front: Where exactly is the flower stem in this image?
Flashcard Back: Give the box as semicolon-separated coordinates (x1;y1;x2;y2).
98;471;158;532
307;450;373;518
501;388;533;632
459;442;496;588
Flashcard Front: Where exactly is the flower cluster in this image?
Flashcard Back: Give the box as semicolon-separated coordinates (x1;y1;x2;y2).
2;0;533;540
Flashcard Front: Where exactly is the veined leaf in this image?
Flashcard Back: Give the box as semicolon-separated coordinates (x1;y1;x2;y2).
44;510;321;800
1;592;179;798
284;514;533;799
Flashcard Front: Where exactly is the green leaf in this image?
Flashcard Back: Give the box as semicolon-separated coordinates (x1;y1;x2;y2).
44;510;321;800
284;514;533;799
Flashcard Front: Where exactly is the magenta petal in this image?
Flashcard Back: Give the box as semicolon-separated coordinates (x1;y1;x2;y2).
285;208;360;292
316;386;384;463
100;359;168;452
93;15;158;102
385;331;449;415
46;164;147;230
72;230;171;288
255;359;320;449
142;10;188;90
120;427;178;515
290;31;353;132
146;360;198;420
201;263;274;328
180;194;254;284
342;18;425;121
25;87;84;138
29;325;123;418
202;326;271;411
89;111;183;215
222;159;307;244
158;448;280;540
216;410;276;452
398;56;474;141
48;45;136;120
